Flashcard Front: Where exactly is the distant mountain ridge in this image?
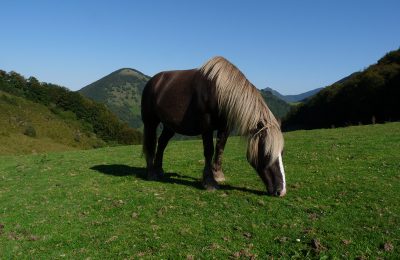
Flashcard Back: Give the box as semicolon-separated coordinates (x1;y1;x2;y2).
79;68;150;128
80;68;293;129
264;87;324;103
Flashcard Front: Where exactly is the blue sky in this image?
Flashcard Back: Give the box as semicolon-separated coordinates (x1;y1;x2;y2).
1;1;399;94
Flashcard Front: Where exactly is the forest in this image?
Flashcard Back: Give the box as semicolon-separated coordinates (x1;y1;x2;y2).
283;49;400;130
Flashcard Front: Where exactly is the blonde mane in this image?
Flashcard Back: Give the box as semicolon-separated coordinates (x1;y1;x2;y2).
200;56;284;165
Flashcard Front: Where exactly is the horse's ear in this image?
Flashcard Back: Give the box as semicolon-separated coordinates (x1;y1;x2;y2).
277;118;282;127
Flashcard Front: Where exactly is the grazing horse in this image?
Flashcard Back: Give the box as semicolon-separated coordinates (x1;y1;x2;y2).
141;57;286;196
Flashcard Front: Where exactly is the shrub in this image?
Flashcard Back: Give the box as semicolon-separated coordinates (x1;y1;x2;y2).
24;125;37;137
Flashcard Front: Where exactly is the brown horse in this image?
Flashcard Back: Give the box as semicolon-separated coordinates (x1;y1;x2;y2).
141;57;286;196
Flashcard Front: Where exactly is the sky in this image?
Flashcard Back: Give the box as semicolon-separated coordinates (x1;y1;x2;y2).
1;1;399;94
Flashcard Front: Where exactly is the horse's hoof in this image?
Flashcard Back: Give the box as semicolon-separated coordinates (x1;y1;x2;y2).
147;169;164;181
147;174;159;181
213;170;225;183
203;183;219;191
202;179;219;191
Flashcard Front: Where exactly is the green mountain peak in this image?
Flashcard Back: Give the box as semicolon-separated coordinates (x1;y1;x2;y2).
79;68;151;128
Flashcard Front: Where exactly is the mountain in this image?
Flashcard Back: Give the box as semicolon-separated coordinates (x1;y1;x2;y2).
0;70;142;155
79;68;150;128
259;89;292;119
264;87;324;103
262;87;287;101
283;49;400;130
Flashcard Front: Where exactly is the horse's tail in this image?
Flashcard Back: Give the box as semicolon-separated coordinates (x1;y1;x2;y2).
141;78;157;164
142;122;157;163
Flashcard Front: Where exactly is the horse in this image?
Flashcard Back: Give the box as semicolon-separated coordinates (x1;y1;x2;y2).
141;56;286;196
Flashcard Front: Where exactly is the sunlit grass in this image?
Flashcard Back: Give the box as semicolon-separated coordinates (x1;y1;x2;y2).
0;123;399;258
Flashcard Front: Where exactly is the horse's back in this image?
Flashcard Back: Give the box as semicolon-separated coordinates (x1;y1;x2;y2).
146;69;199;100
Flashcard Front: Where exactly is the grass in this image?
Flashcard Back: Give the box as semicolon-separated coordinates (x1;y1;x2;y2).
0;123;399;258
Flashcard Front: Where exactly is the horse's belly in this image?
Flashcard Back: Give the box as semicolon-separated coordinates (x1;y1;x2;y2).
160;111;215;136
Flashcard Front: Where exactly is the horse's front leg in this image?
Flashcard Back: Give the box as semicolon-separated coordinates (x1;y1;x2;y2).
212;129;228;182
202;131;219;190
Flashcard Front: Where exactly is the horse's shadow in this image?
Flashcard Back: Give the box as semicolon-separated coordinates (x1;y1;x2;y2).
90;164;265;196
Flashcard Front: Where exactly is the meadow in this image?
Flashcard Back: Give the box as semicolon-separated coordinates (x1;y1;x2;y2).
0;123;399;259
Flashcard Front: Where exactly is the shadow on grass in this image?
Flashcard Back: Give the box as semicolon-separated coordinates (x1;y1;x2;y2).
90;164;266;196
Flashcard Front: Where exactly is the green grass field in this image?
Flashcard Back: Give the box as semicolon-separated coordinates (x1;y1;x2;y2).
0;123;399;259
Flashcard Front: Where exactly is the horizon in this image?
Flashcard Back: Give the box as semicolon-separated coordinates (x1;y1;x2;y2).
1;1;399;95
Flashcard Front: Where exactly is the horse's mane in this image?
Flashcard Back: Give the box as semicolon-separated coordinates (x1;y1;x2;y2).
200;56;284;165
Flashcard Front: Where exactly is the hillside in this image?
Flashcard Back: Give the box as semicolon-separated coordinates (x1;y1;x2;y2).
0;70;142;152
264;87;324;103
79;68;150;128
259;89;291;119
0;91;105;155
0;122;399;258
284;49;400;130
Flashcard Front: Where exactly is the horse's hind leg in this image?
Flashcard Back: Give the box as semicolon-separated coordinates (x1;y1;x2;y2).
153;126;175;177
143;121;159;180
202;131;219;190
212;129;228;182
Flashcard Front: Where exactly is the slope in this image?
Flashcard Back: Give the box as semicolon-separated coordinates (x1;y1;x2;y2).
0;91;105;155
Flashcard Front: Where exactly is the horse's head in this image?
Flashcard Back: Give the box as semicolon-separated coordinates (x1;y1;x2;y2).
247;123;286;197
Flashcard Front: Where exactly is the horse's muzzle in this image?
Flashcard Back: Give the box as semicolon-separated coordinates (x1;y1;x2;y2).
270;188;286;197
